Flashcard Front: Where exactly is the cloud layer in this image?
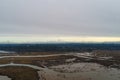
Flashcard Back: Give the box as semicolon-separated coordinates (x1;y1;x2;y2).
0;0;120;37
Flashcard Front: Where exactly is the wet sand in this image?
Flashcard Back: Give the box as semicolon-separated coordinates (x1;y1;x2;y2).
39;63;120;80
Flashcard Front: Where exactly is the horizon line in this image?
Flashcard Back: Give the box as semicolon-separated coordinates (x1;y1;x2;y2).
0;36;120;43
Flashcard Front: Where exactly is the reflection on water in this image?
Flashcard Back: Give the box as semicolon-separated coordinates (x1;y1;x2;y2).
0;50;15;54
0;63;43;70
0;76;11;80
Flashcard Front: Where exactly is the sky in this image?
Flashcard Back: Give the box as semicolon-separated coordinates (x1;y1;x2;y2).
0;0;120;42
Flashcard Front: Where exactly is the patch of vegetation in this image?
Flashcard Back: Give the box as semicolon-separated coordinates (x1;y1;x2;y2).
0;55;75;67
0;66;39;80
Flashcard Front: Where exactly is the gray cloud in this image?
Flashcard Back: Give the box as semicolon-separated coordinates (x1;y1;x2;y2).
0;0;120;37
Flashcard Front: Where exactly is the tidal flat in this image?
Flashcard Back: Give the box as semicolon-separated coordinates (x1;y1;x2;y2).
0;51;119;80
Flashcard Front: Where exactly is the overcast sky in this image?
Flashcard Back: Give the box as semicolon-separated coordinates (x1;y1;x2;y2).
0;0;120;42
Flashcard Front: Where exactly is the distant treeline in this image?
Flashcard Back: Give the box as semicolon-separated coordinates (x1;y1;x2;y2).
0;43;120;53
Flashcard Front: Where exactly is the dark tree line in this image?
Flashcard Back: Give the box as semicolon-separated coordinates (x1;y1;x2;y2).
0;43;120;53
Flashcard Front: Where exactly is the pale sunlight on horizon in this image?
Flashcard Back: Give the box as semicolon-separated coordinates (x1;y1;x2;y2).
0;35;120;43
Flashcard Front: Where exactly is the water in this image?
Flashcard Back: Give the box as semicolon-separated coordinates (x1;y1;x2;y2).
0;50;15;54
0;63;43;70
0;76;11;80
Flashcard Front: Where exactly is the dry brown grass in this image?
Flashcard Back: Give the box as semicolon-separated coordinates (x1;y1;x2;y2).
0;66;39;80
0;55;75;67
92;50;120;58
